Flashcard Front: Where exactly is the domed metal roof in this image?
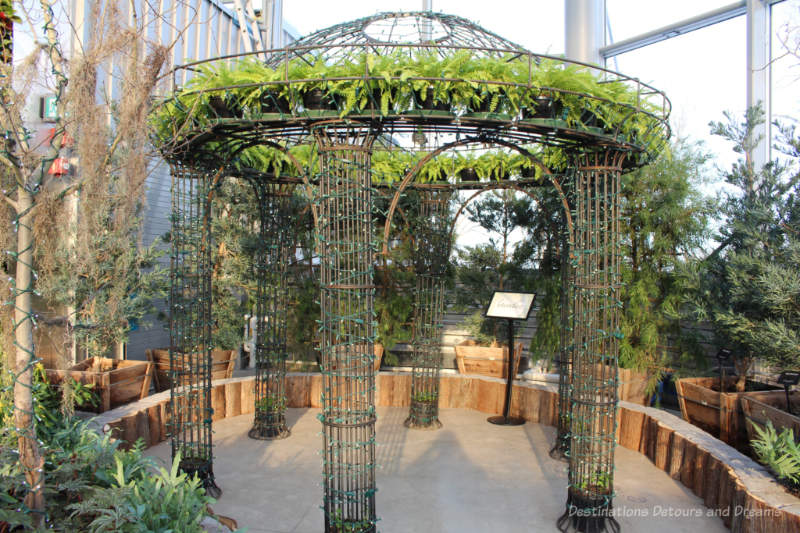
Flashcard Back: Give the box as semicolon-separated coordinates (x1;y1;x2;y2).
275;11;529;64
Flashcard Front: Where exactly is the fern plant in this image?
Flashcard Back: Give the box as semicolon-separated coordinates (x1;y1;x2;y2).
751;421;800;490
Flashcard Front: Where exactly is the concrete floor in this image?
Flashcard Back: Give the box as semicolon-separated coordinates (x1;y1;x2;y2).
146;407;728;533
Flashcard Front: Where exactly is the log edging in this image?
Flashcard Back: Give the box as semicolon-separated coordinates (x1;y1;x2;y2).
92;372;800;533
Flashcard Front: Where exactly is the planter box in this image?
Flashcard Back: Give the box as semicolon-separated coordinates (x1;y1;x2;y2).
324;343;384;373
454;341;523;379
741;391;800;445
617;367;650;406
46;357;152;413
145;348;236;392
373;343;384;372
677;376;780;449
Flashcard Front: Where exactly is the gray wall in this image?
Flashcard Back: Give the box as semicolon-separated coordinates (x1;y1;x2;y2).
126;161;172;361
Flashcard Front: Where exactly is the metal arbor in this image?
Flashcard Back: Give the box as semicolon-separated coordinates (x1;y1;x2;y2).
405;189;452;430
154;10;670;532
313;123;381;532
557;149;626;532
248;180;294;440
167;161;221;498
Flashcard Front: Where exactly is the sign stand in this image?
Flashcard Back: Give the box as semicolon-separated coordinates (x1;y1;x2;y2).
716;348;732;393
484;291;536;427
777;371;800;415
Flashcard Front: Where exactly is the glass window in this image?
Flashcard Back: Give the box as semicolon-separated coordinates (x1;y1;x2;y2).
606;0;741;43
613;16;747;168
771;1;800;135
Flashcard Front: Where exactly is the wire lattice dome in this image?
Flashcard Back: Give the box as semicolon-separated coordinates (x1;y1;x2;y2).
272;11;529;65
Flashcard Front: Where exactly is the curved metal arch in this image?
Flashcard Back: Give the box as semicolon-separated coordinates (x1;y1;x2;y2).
381;137;573;256
223;139;319;226
446;183;544;257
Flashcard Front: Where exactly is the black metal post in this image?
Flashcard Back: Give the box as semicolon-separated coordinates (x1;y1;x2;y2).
488;318;524;426
777;371;800;416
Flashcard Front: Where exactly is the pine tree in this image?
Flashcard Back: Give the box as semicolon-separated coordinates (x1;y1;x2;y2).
618;137;713;380
680;107;800;389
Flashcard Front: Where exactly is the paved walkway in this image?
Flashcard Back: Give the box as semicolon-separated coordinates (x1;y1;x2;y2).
146;407;728;533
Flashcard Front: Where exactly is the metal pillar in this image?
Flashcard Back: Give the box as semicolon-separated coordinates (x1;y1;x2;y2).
551;238;574;461
168;162;221;498
558;149;625;533
314;123;381;533
747;0;772;168
248;181;293;440
565;0;606;66
405;190;451;430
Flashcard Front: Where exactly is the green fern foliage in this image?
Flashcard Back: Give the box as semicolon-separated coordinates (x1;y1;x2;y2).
751;421;800;490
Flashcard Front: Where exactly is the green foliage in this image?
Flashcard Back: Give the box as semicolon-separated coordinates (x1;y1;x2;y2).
676;107;800;372
411;391;438;403
619;137;713;378
0;0;19;64
288;277;321;362
329;508;373;533
0;363;97;436
528;274;561;365
208;177;258;350
38;224;168;357
374;242;415;351
255;393;286;412
751;421;800;490
0;414;216;531
453;189;548;345
68;453;213;533
152;50;666;156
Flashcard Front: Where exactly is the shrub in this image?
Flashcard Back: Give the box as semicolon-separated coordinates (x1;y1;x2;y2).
0;414;217;531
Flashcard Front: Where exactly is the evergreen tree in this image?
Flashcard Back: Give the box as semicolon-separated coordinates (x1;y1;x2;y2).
679;107;800;389
454;189;544;345
618;137;713;381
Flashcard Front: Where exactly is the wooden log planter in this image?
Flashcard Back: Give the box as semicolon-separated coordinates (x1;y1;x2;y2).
46;357;152;413
454;340;523;379
741;391;800;444
617;366;651;406
677;376;780;449
93;372;800;533
145;348;236;392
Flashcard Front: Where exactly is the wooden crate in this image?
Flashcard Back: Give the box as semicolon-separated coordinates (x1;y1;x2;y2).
46;357;152;413
454;341;523;379
677;376;779;448
146;348;236;392
741;391;800;444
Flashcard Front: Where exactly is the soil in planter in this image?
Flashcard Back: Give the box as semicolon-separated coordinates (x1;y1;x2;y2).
179;456;222;498
260;91;292;114
302;88;337;110
524;96;564;120
558;488;617;533
412;88;450;112
404;398;442;430
708;379;777;393
249;410;290;440
457;168;479;181
208;95;240;118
